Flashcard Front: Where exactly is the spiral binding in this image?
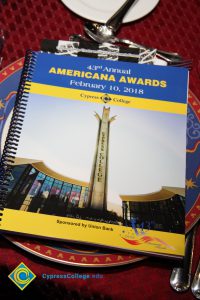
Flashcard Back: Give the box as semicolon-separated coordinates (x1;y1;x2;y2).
0;50;37;212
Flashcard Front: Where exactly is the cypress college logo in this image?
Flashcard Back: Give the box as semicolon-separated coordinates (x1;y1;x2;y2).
101;94;112;104
8;262;36;290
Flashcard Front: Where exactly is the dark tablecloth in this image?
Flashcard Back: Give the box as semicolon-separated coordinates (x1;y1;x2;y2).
0;0;200;299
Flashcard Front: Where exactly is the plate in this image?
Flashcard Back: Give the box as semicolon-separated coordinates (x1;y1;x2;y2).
5;235;145;267
61;0;160;24
0;58;199;266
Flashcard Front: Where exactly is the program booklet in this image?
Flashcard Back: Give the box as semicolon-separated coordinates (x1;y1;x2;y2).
0;51;188;258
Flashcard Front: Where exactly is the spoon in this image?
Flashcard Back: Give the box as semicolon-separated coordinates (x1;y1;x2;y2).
84;0;138;43
84;0;183;63
191;257;200;299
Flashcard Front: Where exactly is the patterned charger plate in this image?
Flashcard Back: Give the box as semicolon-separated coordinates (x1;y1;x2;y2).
0;58;199;267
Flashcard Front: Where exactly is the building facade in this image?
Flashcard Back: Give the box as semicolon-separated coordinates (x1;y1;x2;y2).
6;158;89;217
121;187;185;233
6;158;185;231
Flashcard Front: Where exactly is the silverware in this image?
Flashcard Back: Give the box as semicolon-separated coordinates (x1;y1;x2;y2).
70;34;191;69
102;0;138;33
84;0;137;43
84;0;192;65
115;38;183;62
170;227;196;292
84;0;185;65
191;255;200;298
84;23;188;65
168;59;193;70
122;39;192;68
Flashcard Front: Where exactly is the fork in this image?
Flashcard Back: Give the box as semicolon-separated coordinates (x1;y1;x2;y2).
112;39;192;69
155;49;192;69
167;59;193;70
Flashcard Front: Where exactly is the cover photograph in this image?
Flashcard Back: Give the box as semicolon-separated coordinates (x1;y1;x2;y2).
0;51;188;258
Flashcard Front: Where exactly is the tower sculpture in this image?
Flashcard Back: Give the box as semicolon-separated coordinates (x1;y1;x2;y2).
87;107;116;211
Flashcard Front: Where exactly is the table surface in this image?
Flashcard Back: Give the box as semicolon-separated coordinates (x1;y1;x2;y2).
0;0;200;299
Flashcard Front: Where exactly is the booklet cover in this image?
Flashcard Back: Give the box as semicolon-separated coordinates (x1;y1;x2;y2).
0;51;188;258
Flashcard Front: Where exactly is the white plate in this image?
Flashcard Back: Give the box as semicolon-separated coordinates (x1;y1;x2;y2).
61;0;160;23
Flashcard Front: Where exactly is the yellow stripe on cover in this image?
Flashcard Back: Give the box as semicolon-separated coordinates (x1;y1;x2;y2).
1;208;185;257
29;82;187;115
